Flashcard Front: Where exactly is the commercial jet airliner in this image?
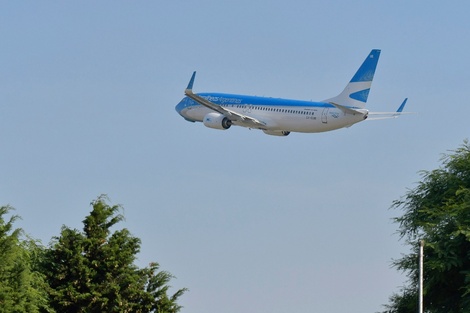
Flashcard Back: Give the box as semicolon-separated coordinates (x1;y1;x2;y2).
175;49;408;136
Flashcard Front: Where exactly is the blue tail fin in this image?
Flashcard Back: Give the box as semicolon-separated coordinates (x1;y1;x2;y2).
324;49;381;109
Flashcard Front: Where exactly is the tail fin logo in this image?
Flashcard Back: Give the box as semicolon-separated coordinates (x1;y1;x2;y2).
323;49;381;109
349;89;370;102
350;51;380;83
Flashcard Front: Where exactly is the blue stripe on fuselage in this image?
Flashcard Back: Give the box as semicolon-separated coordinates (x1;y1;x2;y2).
187;93;334;108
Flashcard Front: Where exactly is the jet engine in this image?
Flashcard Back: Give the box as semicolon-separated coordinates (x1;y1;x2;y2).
203;112;232;130
262;130;290;136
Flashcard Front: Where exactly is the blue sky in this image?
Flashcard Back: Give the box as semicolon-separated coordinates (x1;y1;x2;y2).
1;1;470;312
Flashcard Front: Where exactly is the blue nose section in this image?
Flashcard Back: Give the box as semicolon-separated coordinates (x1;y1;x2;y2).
175;97;197;122
175;98;186;114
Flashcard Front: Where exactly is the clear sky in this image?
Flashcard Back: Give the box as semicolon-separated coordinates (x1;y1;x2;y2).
1;1;469;312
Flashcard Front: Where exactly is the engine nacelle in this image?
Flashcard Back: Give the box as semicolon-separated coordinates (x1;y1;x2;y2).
203;113;232;130
262;130;290;136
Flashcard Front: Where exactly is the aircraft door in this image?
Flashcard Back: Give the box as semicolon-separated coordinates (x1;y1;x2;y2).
321;108;329;124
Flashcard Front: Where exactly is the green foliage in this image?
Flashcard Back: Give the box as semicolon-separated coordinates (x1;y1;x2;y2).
42;195;186;313
382;140;470;313
0;197;186;312
0;206;53;313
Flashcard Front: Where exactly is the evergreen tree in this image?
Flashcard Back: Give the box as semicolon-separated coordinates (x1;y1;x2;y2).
0;206;52;313
43;196;186;313
382;140;470;313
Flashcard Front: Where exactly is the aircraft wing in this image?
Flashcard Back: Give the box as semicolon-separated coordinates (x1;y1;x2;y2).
184;72;267;128
367;98;413;120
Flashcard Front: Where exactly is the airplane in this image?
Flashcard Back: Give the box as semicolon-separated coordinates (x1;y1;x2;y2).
175;49;408;136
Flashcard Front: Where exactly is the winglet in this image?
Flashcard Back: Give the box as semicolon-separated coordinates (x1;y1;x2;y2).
367;98;411;120
396;98;407;113
186;71;196;92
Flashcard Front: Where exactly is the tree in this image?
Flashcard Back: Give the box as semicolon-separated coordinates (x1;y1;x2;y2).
382;140;470;313
42;196;186;313
0;206;52;313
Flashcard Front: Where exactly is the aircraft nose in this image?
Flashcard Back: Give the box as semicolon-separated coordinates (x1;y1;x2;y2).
175;99;185;114
175;97;197;122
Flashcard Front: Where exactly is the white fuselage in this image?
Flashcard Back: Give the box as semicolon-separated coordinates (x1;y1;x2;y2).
176;93;368;133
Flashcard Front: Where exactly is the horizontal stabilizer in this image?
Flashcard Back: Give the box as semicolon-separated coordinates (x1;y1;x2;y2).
329;102;367;116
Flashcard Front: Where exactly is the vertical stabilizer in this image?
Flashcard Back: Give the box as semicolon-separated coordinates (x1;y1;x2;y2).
324;49;381;109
